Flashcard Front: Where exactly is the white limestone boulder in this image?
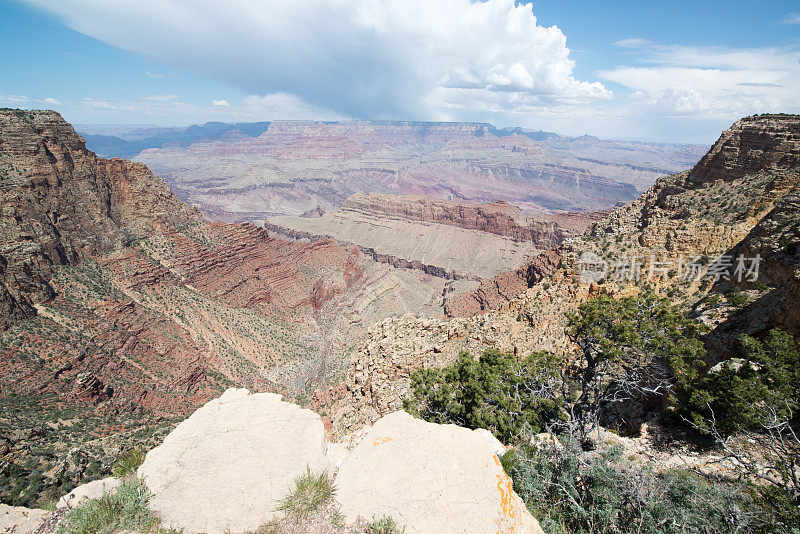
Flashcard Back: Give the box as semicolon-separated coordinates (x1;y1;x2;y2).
138;388;331;534
334;411;544;534
57;477;121;509
0;504;47;534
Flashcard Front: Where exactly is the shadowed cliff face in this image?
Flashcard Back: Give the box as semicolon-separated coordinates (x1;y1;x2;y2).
0;109;201;328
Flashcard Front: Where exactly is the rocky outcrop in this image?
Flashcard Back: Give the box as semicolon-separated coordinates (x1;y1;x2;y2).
689;114;800;185
336;411;543;534
342;192;566;247
444;248;562;317
335;273;586;434
0;504;48;534
134;389;541;534
138;389;331;533
0;109;200;328
57;477;120;509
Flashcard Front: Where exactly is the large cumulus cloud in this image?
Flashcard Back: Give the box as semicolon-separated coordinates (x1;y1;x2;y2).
601;41;800;119
20;0;609;119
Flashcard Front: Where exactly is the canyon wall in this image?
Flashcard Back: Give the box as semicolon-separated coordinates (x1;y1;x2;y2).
341;192;566;247
0;109;200;328
127;120;703;220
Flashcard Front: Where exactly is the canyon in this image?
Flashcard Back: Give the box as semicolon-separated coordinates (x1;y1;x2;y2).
1;109;797;519
265;192;600;310
332;114;800;435
79;121;707;222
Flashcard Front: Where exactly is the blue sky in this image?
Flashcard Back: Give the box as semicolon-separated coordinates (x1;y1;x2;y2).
1;0;798;143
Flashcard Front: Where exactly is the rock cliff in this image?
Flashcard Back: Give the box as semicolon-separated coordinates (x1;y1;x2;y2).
341;192;566;246
0;109;200;328
135;389;542;534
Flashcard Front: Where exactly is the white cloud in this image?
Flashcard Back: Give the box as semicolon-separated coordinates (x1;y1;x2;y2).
145;71;165;79
43;97;62;106
601;42;800;119
212;99;230;107
20;0;607;120
145;94;177;102
241;93;344;120
781;12;800;24
2;94;30;103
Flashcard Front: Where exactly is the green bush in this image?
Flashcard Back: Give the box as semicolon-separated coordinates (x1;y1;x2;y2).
110;450;146;478
502;439;755;534
55;477;170;534
366;515;405;534
276;467;335;520
678;328;799;435
403;349;562;444
727;289;751;309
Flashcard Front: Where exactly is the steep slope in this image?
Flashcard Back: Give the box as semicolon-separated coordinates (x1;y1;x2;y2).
334;114;800;435
0;109;200;329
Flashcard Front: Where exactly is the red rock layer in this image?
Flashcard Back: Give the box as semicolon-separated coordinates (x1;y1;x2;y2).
443;249;562;317
0;109;200;328
160;223;365;314
341;192;566;247
689;114;800;186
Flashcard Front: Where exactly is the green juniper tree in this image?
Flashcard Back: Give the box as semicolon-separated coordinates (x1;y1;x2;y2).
403;349;561;444
563;290;706;443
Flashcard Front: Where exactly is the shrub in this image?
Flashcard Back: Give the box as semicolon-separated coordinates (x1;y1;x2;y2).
276;467;335;520
110;450;145;478
727;289;751;309
678;328;799;435
366;515;405;534
502;438;755;534
403;349;562;444
676;329;800;529
55;477;168;534
753;281;769;292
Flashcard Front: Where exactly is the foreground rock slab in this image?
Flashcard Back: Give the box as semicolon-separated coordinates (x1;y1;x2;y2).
335;411;543;534
0;504;48;534
57;476;121;509
138;389;330;533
